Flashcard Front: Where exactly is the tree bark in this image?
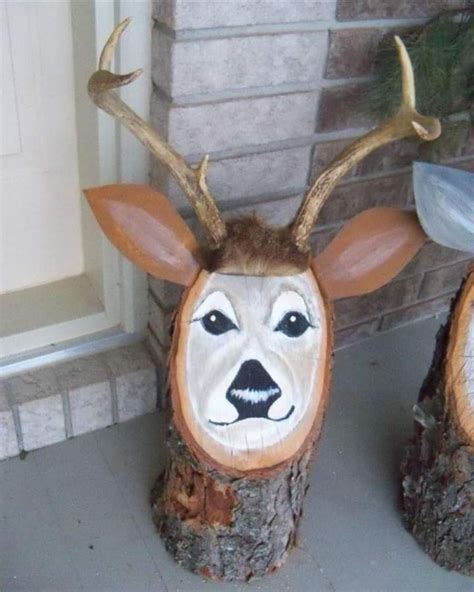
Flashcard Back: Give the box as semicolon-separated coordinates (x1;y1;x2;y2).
151;423;318;581
401;270;474;576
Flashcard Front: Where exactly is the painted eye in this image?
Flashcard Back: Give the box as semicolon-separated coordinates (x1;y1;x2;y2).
201;310;237;335
275;311;310;338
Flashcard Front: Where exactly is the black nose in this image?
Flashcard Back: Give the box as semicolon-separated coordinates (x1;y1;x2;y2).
226;359;281;420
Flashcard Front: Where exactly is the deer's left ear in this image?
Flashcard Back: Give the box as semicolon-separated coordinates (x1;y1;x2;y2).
84;184;202;286
312;208;426;300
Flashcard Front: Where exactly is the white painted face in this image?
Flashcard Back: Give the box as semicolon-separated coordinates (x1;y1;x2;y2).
173;270;330;471
463;304;474;410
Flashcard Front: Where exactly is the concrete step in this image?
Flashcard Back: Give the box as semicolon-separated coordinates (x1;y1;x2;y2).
0;342;158;461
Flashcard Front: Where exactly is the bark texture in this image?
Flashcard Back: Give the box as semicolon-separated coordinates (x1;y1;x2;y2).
401;282;474;576
151;423;315;581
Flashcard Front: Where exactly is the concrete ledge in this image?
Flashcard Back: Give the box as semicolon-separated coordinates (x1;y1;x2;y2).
0;342;158;461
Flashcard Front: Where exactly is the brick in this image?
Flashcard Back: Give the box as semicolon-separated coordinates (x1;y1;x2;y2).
311;138;355;183
146;329;169;370
318;173;411;224
356;137;420;177
184;193;304;241
104;343;157;376
419;121;474;164
7;367;60;406
149;295;173;346
317;83;374;132
55;354;109;391
152;146;312;210
154;0;336;30
380;292;454;332
310;224;341;254
419;260;472;300
334;275;422;328
311;136;422;182
0;386;19;460
55;355;113;437
455;159;474;172
68;383;113;437
326;28;383;79
104;344;158;422
399;241;471;279
221;193;303;227
146;330;170;409
19;395;66;451
6;367;66;451
115;368;157;422
149;276;184;311
153;31;327;97
335;318;380;349
151;91;318;154
336;0;462;21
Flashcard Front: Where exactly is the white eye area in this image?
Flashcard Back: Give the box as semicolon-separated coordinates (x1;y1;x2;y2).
275;310;311;338
192;291;239;329
270;291;313;332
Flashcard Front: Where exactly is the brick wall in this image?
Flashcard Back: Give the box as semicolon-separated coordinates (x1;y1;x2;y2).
147;0;473;366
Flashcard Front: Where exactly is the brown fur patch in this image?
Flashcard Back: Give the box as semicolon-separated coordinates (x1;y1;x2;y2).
208;216;310;276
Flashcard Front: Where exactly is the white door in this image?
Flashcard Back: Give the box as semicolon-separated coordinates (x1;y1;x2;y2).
0;0;150;372
1;1;84;293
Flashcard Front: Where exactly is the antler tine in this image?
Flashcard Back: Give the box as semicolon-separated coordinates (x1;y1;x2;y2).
88;18;226;248
99;17;131;70
396;36;415;110
291;36;441;251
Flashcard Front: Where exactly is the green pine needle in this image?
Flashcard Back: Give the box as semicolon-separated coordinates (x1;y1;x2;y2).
368;7;474;119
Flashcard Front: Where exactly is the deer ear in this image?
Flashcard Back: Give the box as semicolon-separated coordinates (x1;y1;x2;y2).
413;162;474;254
84;184;202;286
312;208;426;300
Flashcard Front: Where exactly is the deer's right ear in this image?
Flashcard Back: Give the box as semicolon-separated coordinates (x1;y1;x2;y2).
84;184;202;286
312;208;426;300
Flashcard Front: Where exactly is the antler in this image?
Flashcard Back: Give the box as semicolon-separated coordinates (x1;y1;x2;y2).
88;18;227;248
291;36;442;250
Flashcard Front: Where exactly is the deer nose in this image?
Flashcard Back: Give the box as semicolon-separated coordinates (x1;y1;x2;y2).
226;359;281;420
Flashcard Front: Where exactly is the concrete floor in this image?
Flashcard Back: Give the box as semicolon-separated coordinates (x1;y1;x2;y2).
1;317;472;592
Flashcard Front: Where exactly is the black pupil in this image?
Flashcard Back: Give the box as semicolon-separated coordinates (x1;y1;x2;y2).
276;311;310;337
201;310;236;335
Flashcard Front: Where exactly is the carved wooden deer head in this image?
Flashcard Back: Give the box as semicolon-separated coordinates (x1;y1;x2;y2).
413;162;474;445
85;19;441;475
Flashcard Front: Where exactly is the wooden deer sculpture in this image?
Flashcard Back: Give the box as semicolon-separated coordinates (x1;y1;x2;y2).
85;19;441;581
402;163;474;576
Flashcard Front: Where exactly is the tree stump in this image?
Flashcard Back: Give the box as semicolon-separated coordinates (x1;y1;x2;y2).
85;20;445;583
151;425;318;581
401;269;474;576
151;270;333;581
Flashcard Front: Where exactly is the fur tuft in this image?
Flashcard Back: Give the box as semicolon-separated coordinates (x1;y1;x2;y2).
208;216;310;276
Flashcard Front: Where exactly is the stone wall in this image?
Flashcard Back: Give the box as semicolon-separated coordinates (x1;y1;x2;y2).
147;0;473;374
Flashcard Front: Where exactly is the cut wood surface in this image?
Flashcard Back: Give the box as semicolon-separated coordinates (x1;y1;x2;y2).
401;269;474;576
170;269;332;475
445;271;474;446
